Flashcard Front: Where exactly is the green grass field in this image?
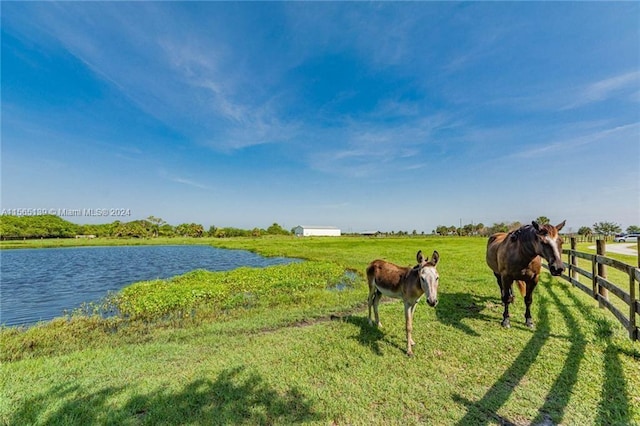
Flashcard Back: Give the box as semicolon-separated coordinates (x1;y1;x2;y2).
1;236;639;425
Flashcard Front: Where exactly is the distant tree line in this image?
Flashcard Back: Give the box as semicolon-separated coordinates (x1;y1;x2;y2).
2;214;637;241
576;222;640;241
0;214;79;239
434;216;639;241
0;215;292;240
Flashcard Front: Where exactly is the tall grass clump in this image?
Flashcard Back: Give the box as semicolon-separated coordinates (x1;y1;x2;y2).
115;261;359;320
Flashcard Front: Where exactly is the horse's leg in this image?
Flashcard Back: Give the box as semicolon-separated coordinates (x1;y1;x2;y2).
404;301;416;356
493;272;502;292
367;284;375;326
524;277;538;328
372;290;382;327
408;303;417;346
501;277;514;328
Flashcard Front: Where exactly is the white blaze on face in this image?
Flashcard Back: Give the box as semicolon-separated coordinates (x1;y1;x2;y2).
545;235;562;262
420;267;439;304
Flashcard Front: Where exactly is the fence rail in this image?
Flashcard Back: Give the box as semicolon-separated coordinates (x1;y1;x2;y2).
543;237;639;341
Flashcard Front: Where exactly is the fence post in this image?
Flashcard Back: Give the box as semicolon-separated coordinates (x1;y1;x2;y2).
630;266;638;340
592;247;598;301
570;237;577;284
632;240;640;340
596;240;608;308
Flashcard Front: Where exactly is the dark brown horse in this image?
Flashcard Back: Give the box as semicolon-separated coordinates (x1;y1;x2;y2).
367;250;440;356
486;220;565;328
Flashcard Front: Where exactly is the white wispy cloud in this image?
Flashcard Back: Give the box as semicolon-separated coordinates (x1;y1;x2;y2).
496;71;640;113
510;122;640;160
562;71;640;110
156;166;211;191
11;3;295;153
443;26;508;73
306;113;450;178
169;176;211;191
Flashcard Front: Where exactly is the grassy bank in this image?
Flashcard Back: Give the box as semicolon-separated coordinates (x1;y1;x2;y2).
0;236;218;250
2;236;639;425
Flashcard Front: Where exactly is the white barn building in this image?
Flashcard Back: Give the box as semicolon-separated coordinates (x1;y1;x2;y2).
293;225;341;237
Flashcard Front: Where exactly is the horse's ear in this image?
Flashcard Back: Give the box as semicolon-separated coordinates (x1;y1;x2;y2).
556;220;566;231
416;250;424;263
431;250;440;266
532;221;540;231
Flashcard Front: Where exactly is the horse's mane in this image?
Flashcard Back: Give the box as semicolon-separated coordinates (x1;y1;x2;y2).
509;222;561;243
509;224;536;242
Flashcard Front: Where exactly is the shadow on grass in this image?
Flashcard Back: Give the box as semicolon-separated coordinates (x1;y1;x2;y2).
453;291;551;425
338;314;406;356
8;366;322;425
555;282;634;425
454;274;637;425
436;291;498;336
596;322;634;425
531;276;587;425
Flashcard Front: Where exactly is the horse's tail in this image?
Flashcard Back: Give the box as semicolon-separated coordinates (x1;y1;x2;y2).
516;280;526;297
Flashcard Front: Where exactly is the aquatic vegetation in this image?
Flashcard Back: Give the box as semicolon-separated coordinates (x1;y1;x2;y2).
115;262;362;320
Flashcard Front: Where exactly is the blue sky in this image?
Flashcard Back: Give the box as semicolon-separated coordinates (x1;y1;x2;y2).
2;2;638;233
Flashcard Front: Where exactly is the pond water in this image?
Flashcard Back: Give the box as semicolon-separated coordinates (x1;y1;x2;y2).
0;245;299;327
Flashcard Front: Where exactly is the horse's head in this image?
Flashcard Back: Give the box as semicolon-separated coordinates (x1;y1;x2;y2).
416;250;440;307
532;220;566;276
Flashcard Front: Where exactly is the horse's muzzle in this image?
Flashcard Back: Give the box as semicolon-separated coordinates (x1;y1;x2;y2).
427;299;438;308
549;265;564;276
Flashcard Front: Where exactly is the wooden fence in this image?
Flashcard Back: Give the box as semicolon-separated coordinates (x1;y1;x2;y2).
543;237;639;341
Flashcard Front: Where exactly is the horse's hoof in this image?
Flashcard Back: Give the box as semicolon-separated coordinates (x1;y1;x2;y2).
501;319;511;328
406;351;414;357
525;320;535;329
